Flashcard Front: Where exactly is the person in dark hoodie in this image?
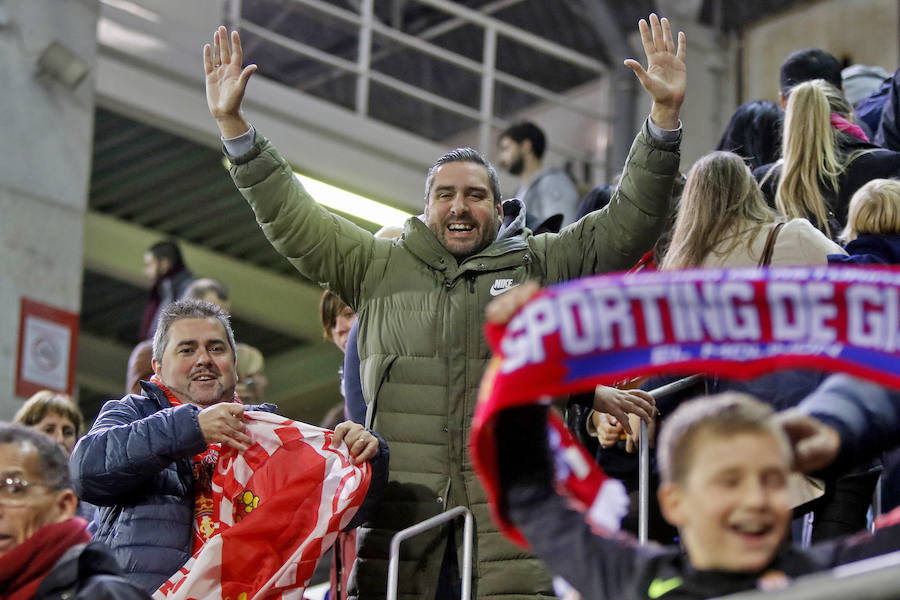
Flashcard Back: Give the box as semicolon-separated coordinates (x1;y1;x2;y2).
139;240;194;339
828;178;900;265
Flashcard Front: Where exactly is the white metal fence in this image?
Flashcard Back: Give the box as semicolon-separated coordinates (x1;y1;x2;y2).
224;0;610;179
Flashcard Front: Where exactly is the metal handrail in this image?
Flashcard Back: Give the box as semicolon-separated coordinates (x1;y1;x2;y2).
415;0;606;73
638;375;706;544
387;505;474;600
710;550;900;600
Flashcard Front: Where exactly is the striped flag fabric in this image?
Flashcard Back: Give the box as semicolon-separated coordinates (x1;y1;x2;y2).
154;412;371;600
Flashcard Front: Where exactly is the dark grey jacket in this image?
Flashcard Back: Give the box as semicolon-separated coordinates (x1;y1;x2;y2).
34;541;150;600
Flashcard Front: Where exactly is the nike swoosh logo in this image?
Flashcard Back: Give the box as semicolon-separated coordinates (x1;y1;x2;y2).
489;283;519;296
648;576;682;599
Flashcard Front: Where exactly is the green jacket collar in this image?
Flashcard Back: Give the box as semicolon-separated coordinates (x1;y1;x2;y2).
401;217;530;278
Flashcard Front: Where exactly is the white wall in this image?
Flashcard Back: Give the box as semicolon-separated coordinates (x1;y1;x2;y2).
0;0;99;418
743;0;899;102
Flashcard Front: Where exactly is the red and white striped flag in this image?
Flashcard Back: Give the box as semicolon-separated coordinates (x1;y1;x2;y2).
154;412;371;600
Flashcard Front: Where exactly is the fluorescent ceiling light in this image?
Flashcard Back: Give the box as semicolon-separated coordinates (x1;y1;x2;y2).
100;0;161;22
293;172;413;228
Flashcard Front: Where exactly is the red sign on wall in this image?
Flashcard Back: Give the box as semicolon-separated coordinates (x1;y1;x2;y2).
16;298;80;398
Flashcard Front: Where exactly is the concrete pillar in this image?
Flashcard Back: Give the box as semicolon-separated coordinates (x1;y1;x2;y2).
0;0;99;418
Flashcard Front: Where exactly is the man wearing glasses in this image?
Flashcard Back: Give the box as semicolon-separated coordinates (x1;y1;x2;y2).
0;422;148;599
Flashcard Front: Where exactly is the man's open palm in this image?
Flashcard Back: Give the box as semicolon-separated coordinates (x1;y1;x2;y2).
624;14;686;128
203;26;257;123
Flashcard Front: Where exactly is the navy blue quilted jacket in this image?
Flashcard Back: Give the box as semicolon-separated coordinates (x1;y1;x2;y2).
69;382;276;593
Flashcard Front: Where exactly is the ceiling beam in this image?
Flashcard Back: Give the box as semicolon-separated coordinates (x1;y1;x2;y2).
83;211;325;341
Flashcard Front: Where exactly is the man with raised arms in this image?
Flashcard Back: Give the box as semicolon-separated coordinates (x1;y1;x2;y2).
202;14;685;600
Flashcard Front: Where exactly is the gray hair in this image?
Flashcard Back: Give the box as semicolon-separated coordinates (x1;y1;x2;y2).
0;423;71;490
152;299;236;364
182;278;229;303
424;147;502;207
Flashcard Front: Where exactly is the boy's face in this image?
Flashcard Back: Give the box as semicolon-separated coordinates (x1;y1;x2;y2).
659;430;791;572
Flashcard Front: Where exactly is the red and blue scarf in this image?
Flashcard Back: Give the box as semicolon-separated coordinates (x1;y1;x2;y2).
471;265;900;546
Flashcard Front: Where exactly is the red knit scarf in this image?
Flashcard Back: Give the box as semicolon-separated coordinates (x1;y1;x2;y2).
151;375;242;552
0;518;89;600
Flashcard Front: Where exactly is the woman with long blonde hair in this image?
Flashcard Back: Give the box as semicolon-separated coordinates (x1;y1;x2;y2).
757;79;900;240
662;151;842;270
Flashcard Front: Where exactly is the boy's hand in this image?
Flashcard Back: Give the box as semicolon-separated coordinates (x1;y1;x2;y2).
773;411;841;472
592;385;656;435
203;26;258;138
333;421;379;465
623;13;686;129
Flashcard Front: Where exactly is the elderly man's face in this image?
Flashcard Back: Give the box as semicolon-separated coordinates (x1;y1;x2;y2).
424;161;502;259
0;442;73;556
152;317;238;408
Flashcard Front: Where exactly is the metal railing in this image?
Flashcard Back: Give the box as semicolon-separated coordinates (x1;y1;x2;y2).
638;375;705;544
710;550;900;600
387;505;474;600
225;0;609;170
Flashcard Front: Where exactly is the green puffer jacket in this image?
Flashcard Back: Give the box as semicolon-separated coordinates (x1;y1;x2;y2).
229;121;680;600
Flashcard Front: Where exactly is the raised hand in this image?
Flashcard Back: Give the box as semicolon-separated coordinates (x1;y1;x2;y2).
623;13;686;129
203;26;258;138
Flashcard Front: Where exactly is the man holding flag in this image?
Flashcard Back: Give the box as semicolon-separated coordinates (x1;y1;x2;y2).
71;299;386;596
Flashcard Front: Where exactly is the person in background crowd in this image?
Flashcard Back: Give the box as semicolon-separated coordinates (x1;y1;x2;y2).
777;47;844;106
71;299;384;594
496;121;580;227
140;239;194;339
203;12;683;599
125;340;154;396
320;289;356;356
842;64;891;138
14;391;83;457
664;151;844;270
842;64;891;108
756;79;900;240
14;391;97;524
182;277;230;312
234;343;267;405
875;67;900;150
716;100;783;171
829;178;900;265
0;423;149;599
